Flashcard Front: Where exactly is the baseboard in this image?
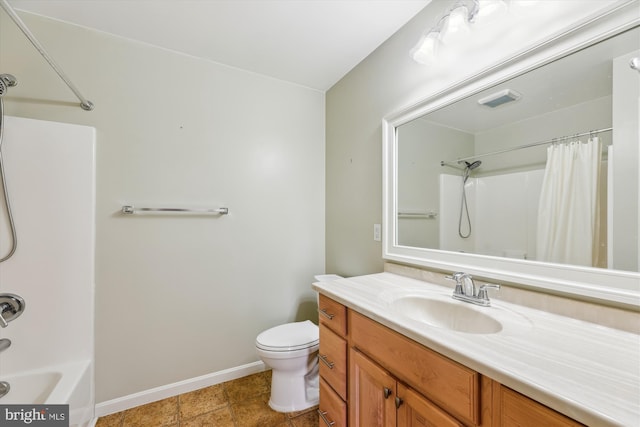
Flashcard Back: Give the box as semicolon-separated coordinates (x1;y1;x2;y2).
94;361;267;417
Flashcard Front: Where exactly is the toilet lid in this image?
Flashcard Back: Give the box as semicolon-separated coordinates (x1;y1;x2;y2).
256;320;319;352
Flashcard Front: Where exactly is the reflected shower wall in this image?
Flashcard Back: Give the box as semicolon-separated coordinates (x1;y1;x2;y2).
439;166;608;266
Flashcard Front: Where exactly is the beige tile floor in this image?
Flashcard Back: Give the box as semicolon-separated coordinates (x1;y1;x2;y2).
95;371;319;427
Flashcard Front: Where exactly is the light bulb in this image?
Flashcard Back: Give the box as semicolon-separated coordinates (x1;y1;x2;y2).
475;0;507;24
411;31;440;64
440;5;471;45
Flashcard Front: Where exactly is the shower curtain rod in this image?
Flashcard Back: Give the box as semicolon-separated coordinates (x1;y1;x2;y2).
440;127;613;167
0;0;94;111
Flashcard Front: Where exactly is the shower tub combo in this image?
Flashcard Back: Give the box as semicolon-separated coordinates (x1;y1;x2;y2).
0;110;96;426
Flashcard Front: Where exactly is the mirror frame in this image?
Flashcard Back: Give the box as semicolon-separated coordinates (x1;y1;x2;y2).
383;2;640;309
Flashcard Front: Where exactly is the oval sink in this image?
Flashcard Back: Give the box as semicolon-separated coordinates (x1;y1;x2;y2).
391;296;502;334
385;291;532;335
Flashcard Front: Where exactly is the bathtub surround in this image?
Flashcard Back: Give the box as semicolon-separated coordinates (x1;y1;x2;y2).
0;116;95;426
0;7;325;405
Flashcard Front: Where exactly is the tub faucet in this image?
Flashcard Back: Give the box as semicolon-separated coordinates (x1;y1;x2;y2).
0;338;10;353
0;293;25;328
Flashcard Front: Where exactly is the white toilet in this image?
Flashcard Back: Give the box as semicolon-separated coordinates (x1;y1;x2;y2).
255;320;320;412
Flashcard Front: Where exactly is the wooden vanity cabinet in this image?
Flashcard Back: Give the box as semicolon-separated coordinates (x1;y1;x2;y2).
317;294;586;427
492;384;585;427
350;348;463;427
318;294;348;427
349;310;480;426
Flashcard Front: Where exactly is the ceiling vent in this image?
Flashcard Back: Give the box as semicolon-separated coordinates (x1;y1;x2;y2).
477;89;522;108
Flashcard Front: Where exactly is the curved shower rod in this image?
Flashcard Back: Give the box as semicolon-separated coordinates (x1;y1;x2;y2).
0;0;94;111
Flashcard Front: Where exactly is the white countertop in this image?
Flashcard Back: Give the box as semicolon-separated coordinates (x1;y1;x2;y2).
312;272;640;427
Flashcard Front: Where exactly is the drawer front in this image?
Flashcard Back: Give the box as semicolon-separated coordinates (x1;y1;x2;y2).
319;378;347;427
350;311;479;425
496;386;585;427
319;324;348;400
318;294;347;336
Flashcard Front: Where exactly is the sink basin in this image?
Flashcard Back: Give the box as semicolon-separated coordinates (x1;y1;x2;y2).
385;291;532;335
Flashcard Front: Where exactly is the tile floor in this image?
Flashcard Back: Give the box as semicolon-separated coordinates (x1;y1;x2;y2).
95;371;319;427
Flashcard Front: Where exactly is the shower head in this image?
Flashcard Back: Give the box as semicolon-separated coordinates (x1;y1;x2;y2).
0;74;17;97
465;160;482;171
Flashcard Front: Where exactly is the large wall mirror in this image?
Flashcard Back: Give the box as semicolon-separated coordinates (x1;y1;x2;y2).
383;4;639;308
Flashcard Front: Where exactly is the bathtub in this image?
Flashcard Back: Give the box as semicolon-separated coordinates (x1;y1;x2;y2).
0;360;94;426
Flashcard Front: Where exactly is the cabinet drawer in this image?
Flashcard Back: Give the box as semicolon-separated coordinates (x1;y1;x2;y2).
318;294;347;336
319;378;347;427
350;310;479;425
495;386;585;427
319;323;348;400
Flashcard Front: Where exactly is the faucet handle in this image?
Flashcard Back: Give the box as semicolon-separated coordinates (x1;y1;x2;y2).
445;272;466;295
477;284;500;301
0;294;25;328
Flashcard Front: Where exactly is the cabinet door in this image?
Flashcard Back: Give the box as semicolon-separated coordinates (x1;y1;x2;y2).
397;383;464;427
494;385;585;427
349;348;396;427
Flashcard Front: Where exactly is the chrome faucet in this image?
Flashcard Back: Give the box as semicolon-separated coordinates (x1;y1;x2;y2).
0;293;25;328
445;272;500;307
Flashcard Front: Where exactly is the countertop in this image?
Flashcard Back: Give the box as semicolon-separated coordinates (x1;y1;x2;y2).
312;272;640;427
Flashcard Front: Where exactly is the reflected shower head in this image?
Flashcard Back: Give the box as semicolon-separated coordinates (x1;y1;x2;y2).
0;74;17;97
465;160;482;170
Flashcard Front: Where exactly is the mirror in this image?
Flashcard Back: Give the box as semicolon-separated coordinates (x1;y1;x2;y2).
383;7;640;307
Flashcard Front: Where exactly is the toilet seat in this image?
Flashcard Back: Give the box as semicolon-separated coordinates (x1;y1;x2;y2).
256;320;319;352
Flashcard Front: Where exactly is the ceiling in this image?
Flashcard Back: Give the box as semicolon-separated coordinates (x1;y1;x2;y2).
5;0;430;91
422;26;640;134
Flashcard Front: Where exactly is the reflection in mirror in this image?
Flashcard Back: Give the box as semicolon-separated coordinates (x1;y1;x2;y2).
396;26;639;273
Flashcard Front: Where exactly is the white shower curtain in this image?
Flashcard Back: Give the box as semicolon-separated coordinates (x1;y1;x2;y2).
536;137;602;266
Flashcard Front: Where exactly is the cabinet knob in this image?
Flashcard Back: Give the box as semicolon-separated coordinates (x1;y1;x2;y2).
395;396;404;408
383;387;392;399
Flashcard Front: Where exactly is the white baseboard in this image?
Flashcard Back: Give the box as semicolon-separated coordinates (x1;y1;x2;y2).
94;361;267;418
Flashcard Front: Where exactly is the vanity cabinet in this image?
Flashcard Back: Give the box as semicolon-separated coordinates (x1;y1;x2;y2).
350;311;480;425
350;348;463;427
318;294;348;427
317;294;587;427
492;384;585;427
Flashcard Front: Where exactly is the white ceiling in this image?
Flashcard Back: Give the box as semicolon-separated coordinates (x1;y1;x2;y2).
423;26;640;133
6;0;430;91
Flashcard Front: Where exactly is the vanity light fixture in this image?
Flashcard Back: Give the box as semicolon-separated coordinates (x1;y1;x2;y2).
474;0;508;25
411;0;511;64
440;4;473;45
411;30;441;65
477;88;522;108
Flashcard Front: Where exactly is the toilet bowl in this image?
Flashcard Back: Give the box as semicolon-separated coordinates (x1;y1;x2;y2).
255;320;319;412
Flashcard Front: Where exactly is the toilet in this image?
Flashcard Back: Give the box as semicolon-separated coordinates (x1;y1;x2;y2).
255;320;320;412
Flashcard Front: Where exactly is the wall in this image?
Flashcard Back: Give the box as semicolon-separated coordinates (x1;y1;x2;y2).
396;119;473;248
612;49;640;271
0;11;325;404
326;0;624;277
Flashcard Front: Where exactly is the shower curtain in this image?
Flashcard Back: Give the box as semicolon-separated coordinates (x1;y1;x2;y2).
536;137;602;266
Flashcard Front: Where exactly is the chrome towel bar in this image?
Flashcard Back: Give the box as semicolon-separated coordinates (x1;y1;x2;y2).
121;205;229;215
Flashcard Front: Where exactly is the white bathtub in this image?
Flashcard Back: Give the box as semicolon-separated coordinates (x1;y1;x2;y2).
0;360;94;426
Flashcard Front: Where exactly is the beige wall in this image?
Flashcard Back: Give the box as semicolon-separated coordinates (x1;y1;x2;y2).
0;12;325;402
325;0;621;277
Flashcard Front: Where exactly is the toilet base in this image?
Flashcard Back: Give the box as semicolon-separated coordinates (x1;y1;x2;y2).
268;368;319;412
